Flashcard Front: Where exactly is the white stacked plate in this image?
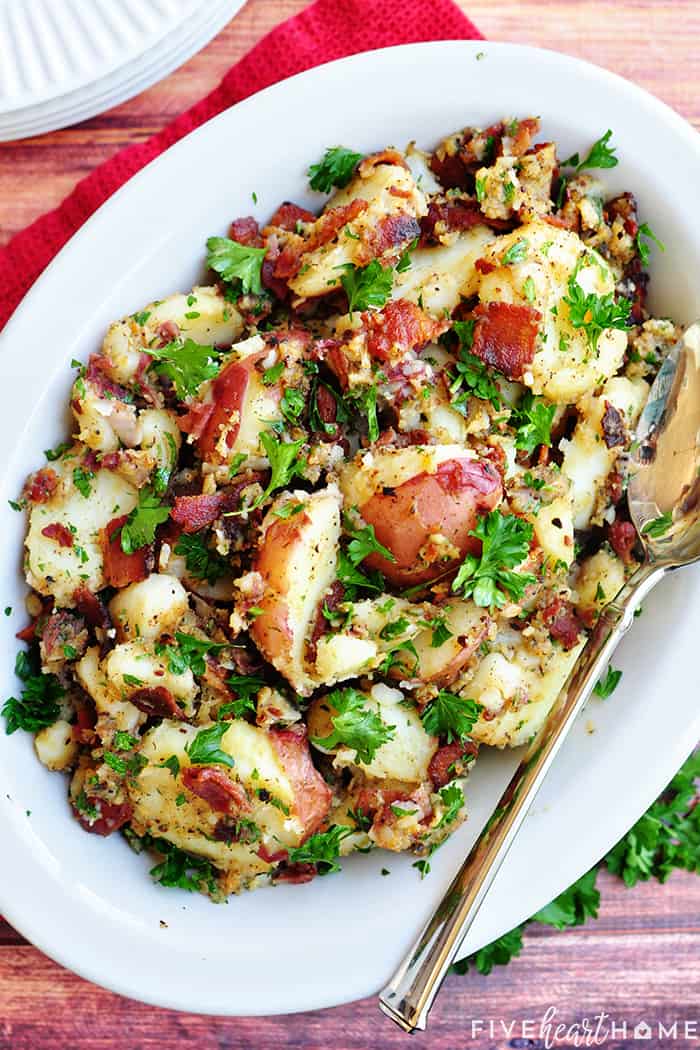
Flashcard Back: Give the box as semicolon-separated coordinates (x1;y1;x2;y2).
0;0;246;142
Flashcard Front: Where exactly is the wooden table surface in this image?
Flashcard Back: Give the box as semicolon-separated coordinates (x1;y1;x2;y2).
1;1;698;1045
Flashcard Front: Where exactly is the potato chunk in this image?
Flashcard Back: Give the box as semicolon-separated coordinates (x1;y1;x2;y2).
109;573;189;642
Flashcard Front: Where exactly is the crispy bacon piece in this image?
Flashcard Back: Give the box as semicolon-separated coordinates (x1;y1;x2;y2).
229;216;262;247
171;493;226;533
601;402;626;448
74;798;133;837
268;725;332;838
359;149;408;175
40;522;74;548
40;610;87;666
73;586;111;630
420;197;510;246
471;301;541;380
257;843;288;865
86;355;131;401
542;598;584;650
23;467;58;504
508;117;540;156
273;199;369;283
362;299;448;362
129;686;185;720
101;514;149;588
182;766;252;815
609;517;638;564
273;863;316;885
475;258;496;275
364;213;421;258
428;740;479;788
267;202;315;231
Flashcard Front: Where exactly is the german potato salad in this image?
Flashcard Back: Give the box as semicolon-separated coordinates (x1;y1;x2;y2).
7;118;675;897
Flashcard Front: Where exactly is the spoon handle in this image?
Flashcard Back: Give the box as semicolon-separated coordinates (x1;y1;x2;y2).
378;560;666;1034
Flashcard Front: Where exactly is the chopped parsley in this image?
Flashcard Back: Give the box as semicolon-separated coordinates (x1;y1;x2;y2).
346;384;380;443
44;441;70;462
344;518;395;566
641;511;672;538
218;673;265;720
72;466;94;499
158;754;180;777
437;783;465;827
280;387;305;425
562;129;618;173
143;337;223;399
421;690;481;743
311;686;395;764
452;510;536;608
2;649;63;734
593;665;623;699
205;236;266;295
339;260;393;315
562;272;632;353
422;613;453;648
287;824;353;875
308;146;364;193
262;361;284;385
174;532;228;585
147;835;219;895
447;320;502;410
510;391;556;453
120;486;170;553
501;238;529;266
246;431;305;511
185;723;234;769
636;222;665;267
159;632;225;678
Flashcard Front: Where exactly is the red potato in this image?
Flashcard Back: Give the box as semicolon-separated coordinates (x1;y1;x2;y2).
249;487;342;696
393;600;492;686
269;725;332;839
341;446;502;587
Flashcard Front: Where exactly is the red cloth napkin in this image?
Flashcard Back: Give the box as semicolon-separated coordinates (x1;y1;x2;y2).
0;0;481;332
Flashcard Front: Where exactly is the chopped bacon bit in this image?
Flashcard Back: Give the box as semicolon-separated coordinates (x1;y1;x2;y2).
272;243;302;280
181;766;251;815
257;844;288;865
508;117;540;156
363;299;448;362
364;213;421;258
129;686;185;720
16;622;38;642
358;149;408;175
40;610;87;666
542;598;584;650
324;346;350;390
86;355;131;400
73;586;111;630
24;467;58;504
420;197;509;246
171;493;226;533
190;354;261;459
601;401;626;448
101;514;149;588
471;301;541;380
428;740;479;788
74;798;133;836
475;257;496;274
389;185;413;199
269;725;332;838
178;399;215;441
229;216;262;247
157;320;180;345
273;863;316;885
40;522;74;548
609;517;638;564
305;198;368;255
267;202;315;231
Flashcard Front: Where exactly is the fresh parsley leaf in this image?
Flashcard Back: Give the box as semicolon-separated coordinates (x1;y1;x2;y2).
340;260;393;315
185;723;234;769
562;272;632;353
344;519;395;566
379;638;419;676
423;613;453;648
336;550;385;598
452;926;525;975
120;486;170;554
2;649;63;734
421;690;481;744
262;362;284;385
171;632;225;677
641;511;672;538
246;431;305;511
308;146;363;193
44;441;70;462
593;665;623;699
147;835;219;895
532;868;600;928
72;466;94;499
113;730;139;751
447;321;501;411
287;824;353;875
413;858;431;879
346;384;380;443
396;238;418;273
174;532;228;585
103;751;128;775
311;686;395;764
563;129;618;173
501;238;529;266
438;783;465;827
636;222;665;267
158;754;180;777
452;510;536;608
143;338;223;400
510;391;556;453
205;236;266;295
280;387;305;424
218;673;265;720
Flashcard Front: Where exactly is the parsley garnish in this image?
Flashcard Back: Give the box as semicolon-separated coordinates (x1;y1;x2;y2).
147;835;219;895
593;665;623;699
44;441;70;462
336;551;385;598
174;532;228;585
143;338;223;399
2;649;63;734
245;431;305;511
311;686;395;764
346;384;380;442
423;613;453;648
185;723;234;769
562;272;632;353
160;632;225;677
262;362;284;385
501;238;529;266
308;146;364;193
421;690;481;743
532;868;600;927
641;511;672;538
562;129;618;173
452;510;535;608
340;260;393;315
218;673;265;720
452;926;524;975
158;754;180;777
438;783;465;827
345;518;395;566
510;391;556;453
636;222;665;266
280;387;305;424
205;236;266;295
287;825;353;875
447;319;502;411
396;238;418;273
73;466;94;499
120;486;170;553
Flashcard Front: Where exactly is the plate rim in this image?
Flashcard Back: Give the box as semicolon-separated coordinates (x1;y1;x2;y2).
1;38;699;1016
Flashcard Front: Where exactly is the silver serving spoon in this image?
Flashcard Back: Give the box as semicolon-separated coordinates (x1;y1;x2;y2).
379;321;700;1033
